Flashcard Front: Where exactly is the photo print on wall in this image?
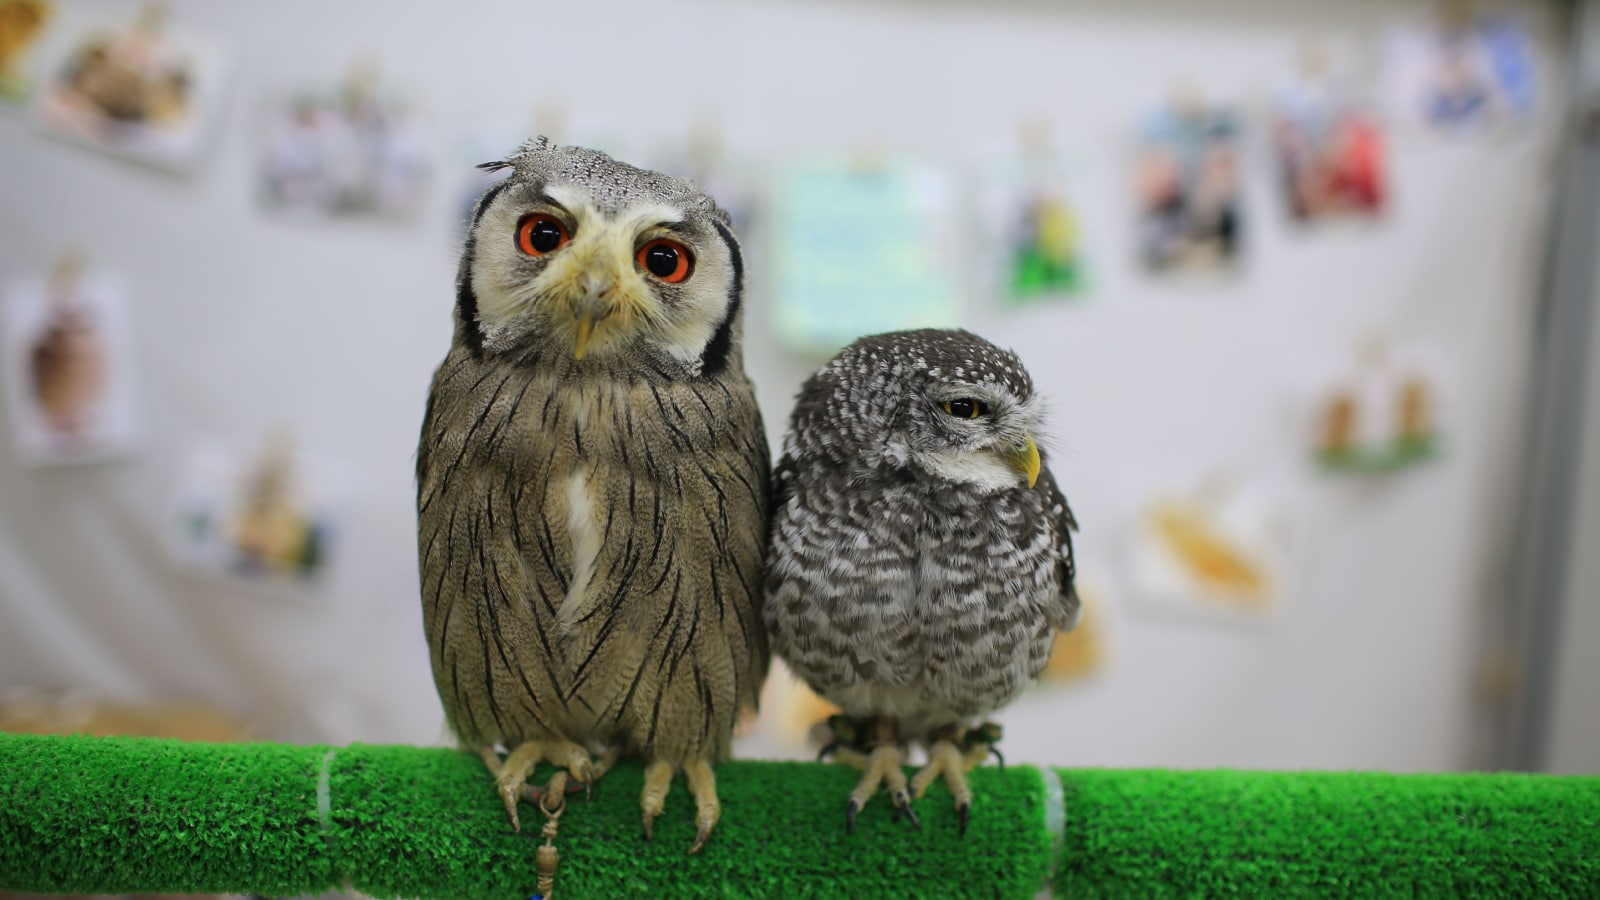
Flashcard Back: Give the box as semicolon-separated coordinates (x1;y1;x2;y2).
1134;102;1244;278
167;433;353;592
976;134;1090;309
259;61;429;220
0;255;141;466
32;4;226;172
1273;61;1388;225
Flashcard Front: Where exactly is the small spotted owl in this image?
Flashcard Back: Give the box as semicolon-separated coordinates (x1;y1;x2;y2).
416;138;769;854
763;328;1077;833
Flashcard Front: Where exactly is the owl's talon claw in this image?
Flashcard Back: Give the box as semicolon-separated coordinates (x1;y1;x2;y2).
846;799;860;835
892;790;921;829
689;820;713;855
989;746;1006;770
502;794;522;833
958;801;971;837
639;759;672;846
816;740;840;762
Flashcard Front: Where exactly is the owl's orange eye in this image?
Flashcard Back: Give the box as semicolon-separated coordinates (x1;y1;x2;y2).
517;214;569;256
637;238;692;283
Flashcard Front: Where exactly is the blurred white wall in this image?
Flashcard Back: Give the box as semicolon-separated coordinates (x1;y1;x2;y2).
0;0;1570;768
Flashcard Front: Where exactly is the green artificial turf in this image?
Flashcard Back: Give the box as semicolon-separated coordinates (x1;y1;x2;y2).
1051;767;1600;898
2;734;1598;898
0;733;1049;899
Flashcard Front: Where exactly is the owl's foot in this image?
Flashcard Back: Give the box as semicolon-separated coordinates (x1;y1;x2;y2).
638;758;721;855
835;741;918;833
963;721;1006;770
478;741;596;833
684;758;721;855
910;725;1000;838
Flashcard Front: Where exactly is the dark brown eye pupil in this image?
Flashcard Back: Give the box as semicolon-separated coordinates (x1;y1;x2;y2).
645;245;680;278
528;221;563;252
944;398;987;419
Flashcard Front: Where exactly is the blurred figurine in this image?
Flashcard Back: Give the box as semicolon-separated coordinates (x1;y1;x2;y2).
1397;373;1433;447
28;254;108;439
764;329;1078;835
416;139;769;856
1318;385;1359;458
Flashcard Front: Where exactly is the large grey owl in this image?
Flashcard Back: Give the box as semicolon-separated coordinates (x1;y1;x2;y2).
416;138;769;854
764;329;1077;834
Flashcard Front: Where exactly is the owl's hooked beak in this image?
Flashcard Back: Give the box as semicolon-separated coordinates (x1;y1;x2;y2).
570;278;612;360
1004;437;1041;489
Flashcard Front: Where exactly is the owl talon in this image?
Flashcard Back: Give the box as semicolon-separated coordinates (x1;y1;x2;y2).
838;738;907;833
683;758;721;855
911;737;979;834
689;820;713;856
816;740;840;763
891;790;921;829
639;759;672;845
585;745;623;801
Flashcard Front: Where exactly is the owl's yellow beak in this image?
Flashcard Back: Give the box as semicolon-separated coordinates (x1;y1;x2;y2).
1005;437;1041;489
570;280;611;360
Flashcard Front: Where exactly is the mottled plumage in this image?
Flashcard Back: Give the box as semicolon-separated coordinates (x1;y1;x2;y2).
417;138;768;852
763;329;1076;830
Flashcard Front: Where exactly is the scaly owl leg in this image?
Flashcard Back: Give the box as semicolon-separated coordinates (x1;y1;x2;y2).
639;759;674;842
480;740;596;833
531;740;597;798
910;724;1001;837
587;744;625;797
683;758;720;855
829;717;917;833
482;743;541;832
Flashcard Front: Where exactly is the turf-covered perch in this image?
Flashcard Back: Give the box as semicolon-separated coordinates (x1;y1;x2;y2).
1;734;1597;898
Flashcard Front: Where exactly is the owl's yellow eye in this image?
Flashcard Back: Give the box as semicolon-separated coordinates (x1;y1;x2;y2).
638;238;692;283
942;398;988;419
517;214;569;256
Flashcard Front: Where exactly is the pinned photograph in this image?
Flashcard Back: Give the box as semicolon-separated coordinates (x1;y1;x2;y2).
978;151;1088;307
168;434;351;588
1127;478;1292;621
0;0;53;107
770;158;960;354
1386;16;1537;135
33;5;225;171
260;62;429;220
1;256;140;465
1135;106;1243;276
1311;335;1445;475
1273;79;1387;224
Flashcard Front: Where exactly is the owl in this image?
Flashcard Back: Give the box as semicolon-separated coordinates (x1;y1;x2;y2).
416;138;769;854
764;329;1077;834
